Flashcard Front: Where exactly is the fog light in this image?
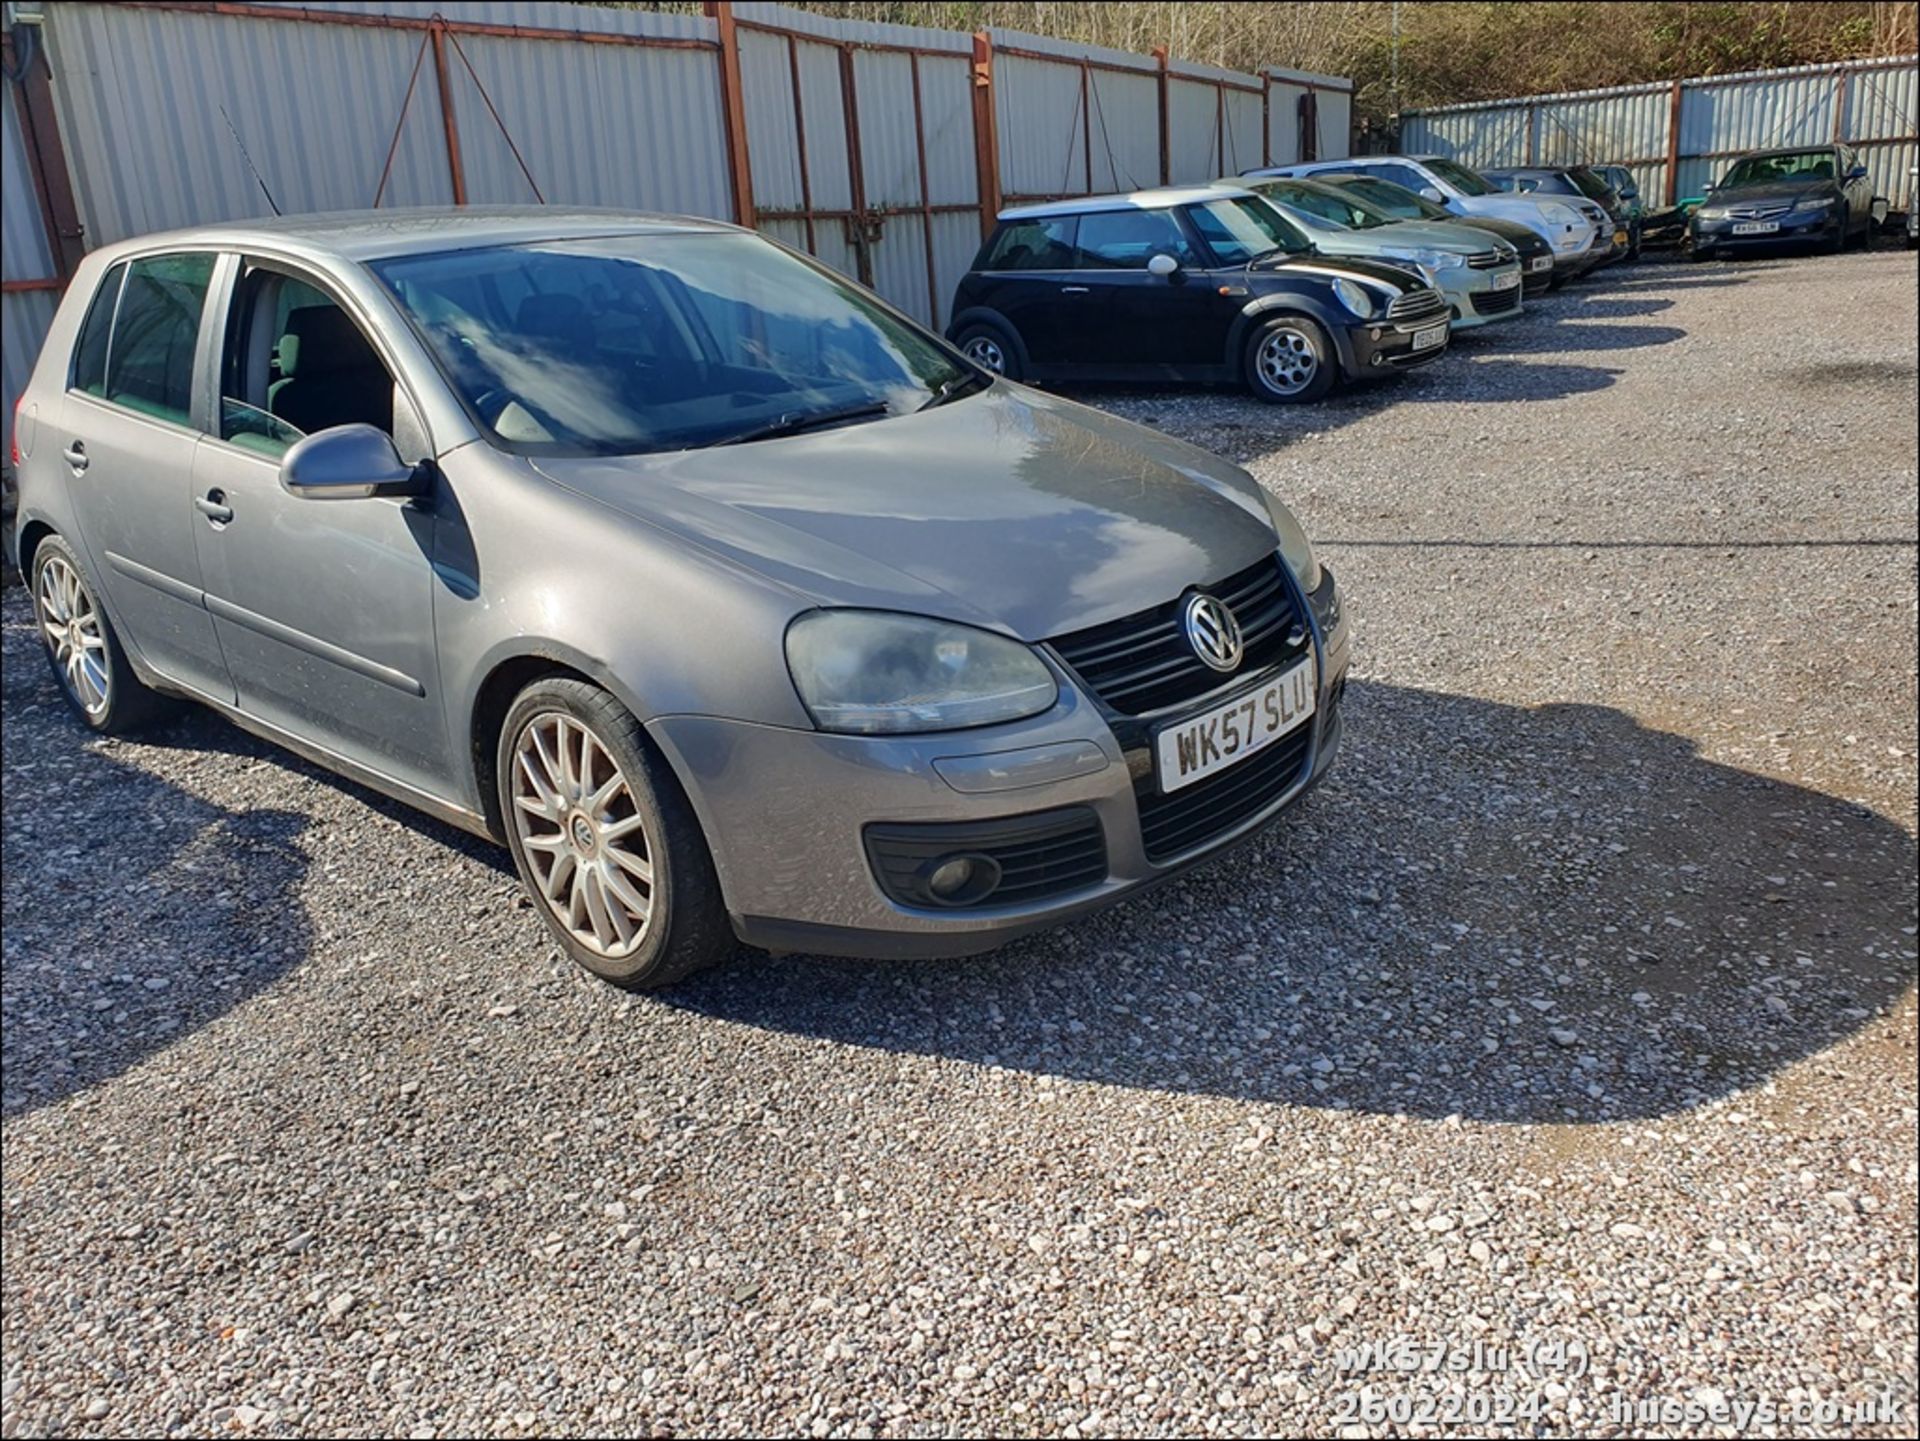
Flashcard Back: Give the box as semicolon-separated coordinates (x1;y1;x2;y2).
918;852;1003;906
1370;352;1384;366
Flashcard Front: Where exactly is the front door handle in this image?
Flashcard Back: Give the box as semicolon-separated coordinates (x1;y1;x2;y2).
1060;285;1090;294
194;491;234;525
62;442;88;472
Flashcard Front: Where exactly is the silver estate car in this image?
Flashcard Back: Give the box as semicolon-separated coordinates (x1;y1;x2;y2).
10;209;1349;989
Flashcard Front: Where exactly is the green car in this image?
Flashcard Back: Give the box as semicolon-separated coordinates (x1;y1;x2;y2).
1227;176;1527;329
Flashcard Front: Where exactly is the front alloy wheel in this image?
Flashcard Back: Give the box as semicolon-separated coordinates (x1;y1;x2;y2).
1245;315;1335;404
510;711;659;961
496;678;731;989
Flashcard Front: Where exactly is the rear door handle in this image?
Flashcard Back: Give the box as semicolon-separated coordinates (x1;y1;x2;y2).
1060;285;1090;294
62;442;88;472
194;491;234;525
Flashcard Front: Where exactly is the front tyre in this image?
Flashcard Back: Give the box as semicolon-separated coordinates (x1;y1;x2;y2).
953;321;1024;381
497;678;732;990
30;535;169;735
1244;315;1337;404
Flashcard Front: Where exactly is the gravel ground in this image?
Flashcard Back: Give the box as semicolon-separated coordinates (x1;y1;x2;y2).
3;250;1916;1439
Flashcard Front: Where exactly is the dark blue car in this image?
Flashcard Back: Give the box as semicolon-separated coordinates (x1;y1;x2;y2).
1689;145;1876;258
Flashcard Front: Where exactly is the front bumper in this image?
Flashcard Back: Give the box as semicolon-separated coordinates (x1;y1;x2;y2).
1692;207;1841;249
1443;263;1525;328
1342;312;1450;379
651;567;1352;959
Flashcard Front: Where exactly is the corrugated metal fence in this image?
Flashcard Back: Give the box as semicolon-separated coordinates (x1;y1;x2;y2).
1401;55;1918;210
0;0;1351;458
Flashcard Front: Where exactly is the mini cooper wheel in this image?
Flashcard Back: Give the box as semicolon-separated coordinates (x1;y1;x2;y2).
1245;315;1335;404
30;535;168;735
498;678;731;989
953;322;1024;381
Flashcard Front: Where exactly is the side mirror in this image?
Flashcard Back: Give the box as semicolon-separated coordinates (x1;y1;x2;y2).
280;423;424;500
1146;252;1180;278
1419;186;1444;203
1847;164;1869;180
1620;185;1639;200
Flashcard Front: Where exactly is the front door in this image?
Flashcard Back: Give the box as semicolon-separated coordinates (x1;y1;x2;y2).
188;258;452;799
58;253;234;701
1059;207;1213;368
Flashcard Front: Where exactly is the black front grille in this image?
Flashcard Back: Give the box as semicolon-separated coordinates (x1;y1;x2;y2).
1471;283;1521;315
1134;726;1314;864
864;806;1107;909
1386;289;1446;325
1464;249;1508;269
1047;554;1308;717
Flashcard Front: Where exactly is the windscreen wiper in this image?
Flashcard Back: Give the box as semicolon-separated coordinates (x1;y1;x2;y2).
703;399;891;449
917;371;989;412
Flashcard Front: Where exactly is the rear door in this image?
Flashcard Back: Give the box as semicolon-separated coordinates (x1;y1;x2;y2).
188;256;453;798
57;252;234;701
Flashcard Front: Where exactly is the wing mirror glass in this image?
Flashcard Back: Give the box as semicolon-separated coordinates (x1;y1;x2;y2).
280;423;425;500
1847;164;1869;180
1146;252;1180;278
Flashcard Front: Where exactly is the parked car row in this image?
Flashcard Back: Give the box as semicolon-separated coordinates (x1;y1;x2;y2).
945;152;1638;407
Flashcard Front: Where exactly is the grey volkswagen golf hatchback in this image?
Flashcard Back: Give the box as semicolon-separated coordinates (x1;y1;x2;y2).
11;208;1349;989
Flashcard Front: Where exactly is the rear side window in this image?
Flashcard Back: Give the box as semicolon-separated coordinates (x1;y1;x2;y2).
981;217;1077;270
1073;209;1198;269
70;262;127;396
105;253;216;426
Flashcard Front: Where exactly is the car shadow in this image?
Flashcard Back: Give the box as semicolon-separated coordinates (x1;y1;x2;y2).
0;678;317;1117
1545;295;1677;319
669;680;1917;1124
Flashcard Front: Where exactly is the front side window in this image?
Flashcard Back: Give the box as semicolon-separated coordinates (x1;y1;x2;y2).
101;253;215;425
1423;158;1496;196
981;217;1077;270
1071;208;1200;269
374;232;970;456
219;265;400;458
70;262;127;397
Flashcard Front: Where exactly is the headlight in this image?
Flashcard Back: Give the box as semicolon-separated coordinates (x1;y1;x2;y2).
1261;490;1322;592
1416;248;1466;270
785;610;1058;734
1331;277;1377;318
1697;205;1728;220
1542;203;1579;227
1792;195;1834;211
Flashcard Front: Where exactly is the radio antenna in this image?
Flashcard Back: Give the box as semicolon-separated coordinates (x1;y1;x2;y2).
219;104;283;217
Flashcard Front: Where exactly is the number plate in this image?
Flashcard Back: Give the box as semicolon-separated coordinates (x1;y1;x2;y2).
1411;323;1447;351
1154;653;1316;794
1528;255;1553;273
1732;220;1779;235
1491;270;1521;291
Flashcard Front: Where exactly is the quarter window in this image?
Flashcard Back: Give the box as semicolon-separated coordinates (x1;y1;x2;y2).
981;217;1078;270
70;262;126;397
101;253;214;425
1072;209;1198;269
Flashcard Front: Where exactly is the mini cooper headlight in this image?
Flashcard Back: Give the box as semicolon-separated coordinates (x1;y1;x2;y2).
785;611;1058;734
1332;277;1378;318
1262;490;1323;592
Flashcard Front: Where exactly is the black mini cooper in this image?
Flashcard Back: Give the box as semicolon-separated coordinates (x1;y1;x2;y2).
946;186;1451;404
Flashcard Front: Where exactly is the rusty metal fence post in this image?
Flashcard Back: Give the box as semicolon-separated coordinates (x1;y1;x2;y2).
970;31;1000;237
706;0;755;228
428;18;468;204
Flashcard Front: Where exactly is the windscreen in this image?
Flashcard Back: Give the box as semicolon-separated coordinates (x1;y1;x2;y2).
1333;176;1453;221
1185;197;1313;262
372;232;970;456
1719;151;1835;188
1423;158;1498;196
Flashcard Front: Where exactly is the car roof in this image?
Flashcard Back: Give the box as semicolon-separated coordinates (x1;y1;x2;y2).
86;206;741;266
1736;144;1841;158
998;186;1247;221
